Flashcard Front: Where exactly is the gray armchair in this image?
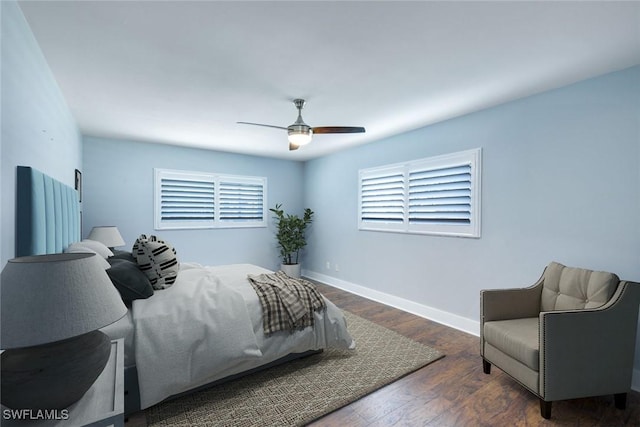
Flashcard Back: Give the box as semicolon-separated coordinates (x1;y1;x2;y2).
480;261;640;419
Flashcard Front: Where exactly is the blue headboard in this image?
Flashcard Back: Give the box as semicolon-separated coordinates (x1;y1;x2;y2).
16;166;81;256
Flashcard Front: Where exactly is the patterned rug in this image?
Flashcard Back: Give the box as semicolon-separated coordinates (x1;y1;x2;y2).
146;311;443;427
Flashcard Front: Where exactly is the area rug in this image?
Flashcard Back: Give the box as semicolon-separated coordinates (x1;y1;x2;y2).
145;311;444;427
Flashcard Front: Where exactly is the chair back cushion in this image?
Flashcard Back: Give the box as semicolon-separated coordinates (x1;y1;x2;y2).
541;262;619;311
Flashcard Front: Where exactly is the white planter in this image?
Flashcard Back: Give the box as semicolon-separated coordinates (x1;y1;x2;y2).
281;263;301;278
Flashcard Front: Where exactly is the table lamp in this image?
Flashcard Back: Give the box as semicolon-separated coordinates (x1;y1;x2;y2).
87;226;125;250
1;253;127;410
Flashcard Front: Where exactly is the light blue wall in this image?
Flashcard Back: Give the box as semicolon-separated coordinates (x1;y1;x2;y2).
305;65;639;318
82;137;304;270
304;65;640;384
0;1;82;266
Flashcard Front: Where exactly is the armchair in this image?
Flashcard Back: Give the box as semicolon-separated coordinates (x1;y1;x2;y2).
480;262;640;419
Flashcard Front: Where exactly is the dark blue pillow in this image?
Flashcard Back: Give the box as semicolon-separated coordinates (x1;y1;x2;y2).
109;250;136;263
106;259;154;302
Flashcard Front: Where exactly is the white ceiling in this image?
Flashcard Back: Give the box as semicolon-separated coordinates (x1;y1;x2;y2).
18;1;640;161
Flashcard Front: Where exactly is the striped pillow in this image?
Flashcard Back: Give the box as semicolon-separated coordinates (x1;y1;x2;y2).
132;234;150;254
134;236;179;290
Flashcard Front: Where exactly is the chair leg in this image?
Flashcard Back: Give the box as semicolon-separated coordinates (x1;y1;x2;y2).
540;399;552;419
614;393;627;410
482;359;491;374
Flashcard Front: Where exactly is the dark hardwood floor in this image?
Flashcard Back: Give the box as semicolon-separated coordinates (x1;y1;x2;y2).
127;282;640;427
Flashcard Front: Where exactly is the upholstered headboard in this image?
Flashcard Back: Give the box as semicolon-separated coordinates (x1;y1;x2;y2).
16;166;81;256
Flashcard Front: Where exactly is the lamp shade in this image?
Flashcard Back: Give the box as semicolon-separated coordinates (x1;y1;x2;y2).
0;253;127;349
87;226;125;248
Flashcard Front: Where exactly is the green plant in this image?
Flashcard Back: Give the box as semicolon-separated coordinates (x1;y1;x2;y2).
270;203;314;265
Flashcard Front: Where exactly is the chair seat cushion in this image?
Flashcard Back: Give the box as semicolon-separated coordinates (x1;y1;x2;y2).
483;317;539;371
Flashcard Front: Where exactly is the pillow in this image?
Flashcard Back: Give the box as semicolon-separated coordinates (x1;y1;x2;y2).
131;234;149;255
64;245;111;270
131;234;162;254
67;239;113;259
109;250;136;263
106;259;154;302
134;237;179;290
82;239;114;258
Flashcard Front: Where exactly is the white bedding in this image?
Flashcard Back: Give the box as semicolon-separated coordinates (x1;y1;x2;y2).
131;263;355;409
100;309;135;368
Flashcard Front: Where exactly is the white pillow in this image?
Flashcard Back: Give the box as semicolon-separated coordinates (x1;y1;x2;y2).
63;245;111;270
79;239;113;259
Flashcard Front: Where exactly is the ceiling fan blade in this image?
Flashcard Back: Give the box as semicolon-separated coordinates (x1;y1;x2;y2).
289;142;300;151
312;126;366;134
237;122;287;131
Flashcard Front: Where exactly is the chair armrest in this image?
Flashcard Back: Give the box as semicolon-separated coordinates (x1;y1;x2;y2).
481;275;544;323
540;281;640;401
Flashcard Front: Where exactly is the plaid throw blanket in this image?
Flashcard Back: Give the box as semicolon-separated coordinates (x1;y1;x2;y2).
247;270;326;336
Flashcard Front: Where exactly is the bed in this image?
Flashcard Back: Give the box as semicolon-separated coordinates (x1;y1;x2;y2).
15;166;355;413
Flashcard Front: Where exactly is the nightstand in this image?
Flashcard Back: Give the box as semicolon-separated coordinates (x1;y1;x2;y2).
1;339;124;427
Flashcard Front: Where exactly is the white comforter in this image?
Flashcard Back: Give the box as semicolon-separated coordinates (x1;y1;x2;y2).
132;263;355;409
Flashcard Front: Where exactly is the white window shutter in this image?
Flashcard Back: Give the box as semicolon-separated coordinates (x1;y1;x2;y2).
358;148;481;238
360;169;405;225
408;165;472;225
218;177;266;226
155;169;266;230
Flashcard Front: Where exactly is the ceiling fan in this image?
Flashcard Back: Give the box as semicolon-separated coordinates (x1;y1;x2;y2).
238;99;365;151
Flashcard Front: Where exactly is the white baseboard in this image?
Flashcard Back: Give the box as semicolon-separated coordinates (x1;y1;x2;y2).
303;269;480;337
305;269;640;393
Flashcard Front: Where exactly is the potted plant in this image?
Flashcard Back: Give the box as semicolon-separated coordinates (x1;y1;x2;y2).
270;203;314;278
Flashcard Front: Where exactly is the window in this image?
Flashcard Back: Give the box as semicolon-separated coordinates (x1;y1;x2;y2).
154;169;267;230
358;148;481;238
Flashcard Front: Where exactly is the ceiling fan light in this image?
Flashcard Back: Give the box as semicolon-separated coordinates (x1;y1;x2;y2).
287;130;312;146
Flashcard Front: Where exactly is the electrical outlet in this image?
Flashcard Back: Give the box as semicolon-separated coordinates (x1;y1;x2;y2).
335;264;340;272
326;261;331;270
